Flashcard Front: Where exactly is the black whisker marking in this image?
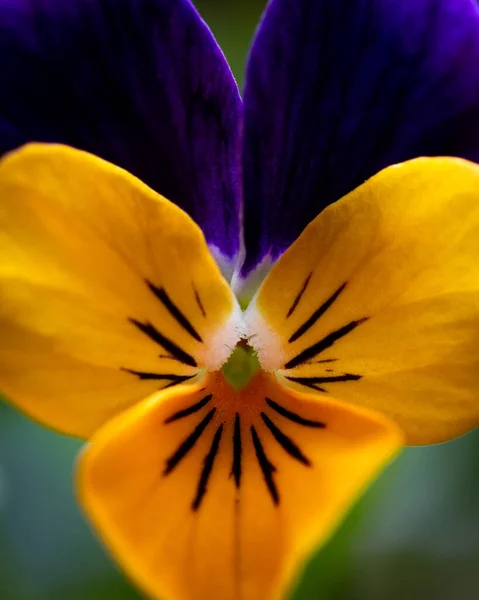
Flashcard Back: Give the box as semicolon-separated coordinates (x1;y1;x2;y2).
285;317;369;369
310;358;338;364
158;354;185;363
192;424;224;511
286;373;361;392
266;398;326;428
286;273;312;318
251;426;279;506
231;413;242;488
129;318;198;367
147;280;203;343
163;408;216;475
121;368;195;385
163;379;193;389
289;282;347;343
261;413;311;466
164;394;213;424
297;382;326;391
194;286;207;318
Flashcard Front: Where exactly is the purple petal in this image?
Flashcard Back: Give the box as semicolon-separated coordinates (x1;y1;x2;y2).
0;0;241;260
241;0;479;273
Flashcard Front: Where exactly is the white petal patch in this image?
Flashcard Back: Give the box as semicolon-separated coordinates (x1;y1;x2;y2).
243;298;286;372
197;298;245;371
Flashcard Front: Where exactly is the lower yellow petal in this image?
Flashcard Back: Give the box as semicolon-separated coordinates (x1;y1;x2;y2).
0;144;240;438
247;158;479;444
78;372;402;600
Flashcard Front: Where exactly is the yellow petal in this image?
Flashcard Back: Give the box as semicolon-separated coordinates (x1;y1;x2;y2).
0;144;240;438
78;371;402;600
246;157;479;445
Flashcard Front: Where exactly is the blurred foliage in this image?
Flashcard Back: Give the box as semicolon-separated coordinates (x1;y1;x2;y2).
1;1;479;599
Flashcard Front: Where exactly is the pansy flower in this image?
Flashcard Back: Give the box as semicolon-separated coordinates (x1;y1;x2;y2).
1;0;479;598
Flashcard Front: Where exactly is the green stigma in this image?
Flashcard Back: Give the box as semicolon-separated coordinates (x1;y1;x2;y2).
221;340;261;389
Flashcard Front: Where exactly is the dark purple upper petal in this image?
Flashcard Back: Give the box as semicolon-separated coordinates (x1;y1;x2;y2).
0;0;242;261
241;0;479;273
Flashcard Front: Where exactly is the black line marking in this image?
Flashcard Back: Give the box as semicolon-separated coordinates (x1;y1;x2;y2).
194;287;207;318
147;281;203;342
261;413;311;466
163;408;216;475
289;282;347;343
231;413;242;488
285;317;369;370
266;398;326;429
164;394;213;424
310;358;338;364
163;379;193;390
129;318;198;367
285;373;362;392
192;424;224;511
158;354;185;364
251;426;279;506
286;273;312;318
121;368;195;385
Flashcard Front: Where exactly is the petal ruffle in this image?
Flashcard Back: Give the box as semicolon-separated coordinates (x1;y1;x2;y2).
0;144;241;438
79;371;401;600
241;0;479;273
246;158;479;445
0;0;241;261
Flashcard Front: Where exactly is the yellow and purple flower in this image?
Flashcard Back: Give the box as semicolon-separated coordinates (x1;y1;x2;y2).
0;0;479;598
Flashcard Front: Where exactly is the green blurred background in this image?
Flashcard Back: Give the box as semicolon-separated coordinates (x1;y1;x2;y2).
1;1;479;598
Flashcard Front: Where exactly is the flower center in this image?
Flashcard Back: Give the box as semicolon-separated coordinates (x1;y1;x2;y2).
221;339;261;389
